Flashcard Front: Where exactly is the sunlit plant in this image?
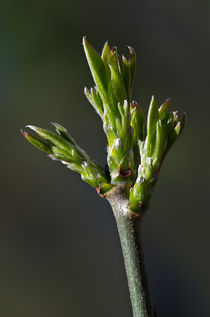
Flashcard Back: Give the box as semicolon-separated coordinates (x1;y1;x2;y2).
22;37;185;317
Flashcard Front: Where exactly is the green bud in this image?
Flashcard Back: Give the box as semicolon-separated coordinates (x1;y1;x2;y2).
129;178;155;213
51;122;76;145
26;125;74;154
165;112;186;155
106;100;135;184
158;98;171;119
129;98;185;213
130;101;146;142
125;46;136;100
152;120;165;168
83;38;137;184
145;96;159;156
21;129;53;154
84;87;104;118
101;41;112;64
22;124;112;193
130;101;146;166
83;37;109;106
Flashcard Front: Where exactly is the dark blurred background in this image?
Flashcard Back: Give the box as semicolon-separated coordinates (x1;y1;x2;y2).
0;0;209;316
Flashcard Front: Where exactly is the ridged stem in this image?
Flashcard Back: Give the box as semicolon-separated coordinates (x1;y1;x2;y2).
106;186;154;317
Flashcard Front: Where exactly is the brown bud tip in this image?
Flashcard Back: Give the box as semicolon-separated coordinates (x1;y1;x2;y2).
118;167;132;178
21;129;28;138
159;98;171;112
164;98;171;105
111;46;117;54
130;101;138;109
122;55;128;63
127;46;136;57
96;187;106;198
96;187;101;195
82;35;88;45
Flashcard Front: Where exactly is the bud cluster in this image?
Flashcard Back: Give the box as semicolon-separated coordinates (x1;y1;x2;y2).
22;38;185;213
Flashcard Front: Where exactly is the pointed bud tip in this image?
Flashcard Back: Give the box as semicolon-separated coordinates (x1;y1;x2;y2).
26;125;37;131
21;129;28;137
122;55;128;63
162;98;171;107
111;46;117;54
104;40;109;47
130;101;138;109
51;122;65;131
82;36;94;52
48;154;57;161
51;122;59;127
84;86;90;95
159;98;171;112
127;45;136;56
150;95;156;104
82;36;92;54
82;35;87;45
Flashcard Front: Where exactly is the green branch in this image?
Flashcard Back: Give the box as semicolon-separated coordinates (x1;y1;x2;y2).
106;186;154;317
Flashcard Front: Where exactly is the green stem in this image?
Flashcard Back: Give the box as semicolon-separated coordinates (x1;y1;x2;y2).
106;186;154;317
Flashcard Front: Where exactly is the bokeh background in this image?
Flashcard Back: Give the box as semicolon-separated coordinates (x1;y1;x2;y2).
1;0;210;316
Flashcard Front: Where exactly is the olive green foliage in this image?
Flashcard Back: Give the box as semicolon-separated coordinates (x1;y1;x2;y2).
22;38;185;212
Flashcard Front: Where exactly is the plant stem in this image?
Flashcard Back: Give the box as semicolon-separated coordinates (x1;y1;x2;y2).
106;186;154;317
